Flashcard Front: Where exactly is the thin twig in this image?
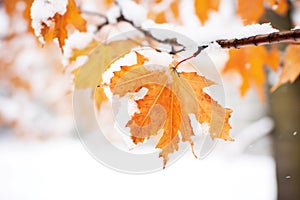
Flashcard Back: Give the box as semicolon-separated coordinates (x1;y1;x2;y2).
81;9;108;19
80;9;109;31
115;13;186;54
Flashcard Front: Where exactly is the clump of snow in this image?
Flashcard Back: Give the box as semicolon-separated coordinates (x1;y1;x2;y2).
31;0;68;42
63;31;95;65
117;0;147;26
106;6;121;24
235;23;278;39
292;26;300;30
141;49;173;67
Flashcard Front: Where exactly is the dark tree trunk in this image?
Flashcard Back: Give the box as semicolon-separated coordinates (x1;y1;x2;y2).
270;79;300;200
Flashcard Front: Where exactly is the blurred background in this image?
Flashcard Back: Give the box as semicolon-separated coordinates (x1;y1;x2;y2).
0;0;299;199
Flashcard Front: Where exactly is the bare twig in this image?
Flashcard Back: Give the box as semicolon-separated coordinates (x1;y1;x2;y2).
115;13;186;54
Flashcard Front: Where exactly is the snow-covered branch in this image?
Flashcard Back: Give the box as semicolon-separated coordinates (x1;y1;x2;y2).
83;6;300;54
216;29;300;49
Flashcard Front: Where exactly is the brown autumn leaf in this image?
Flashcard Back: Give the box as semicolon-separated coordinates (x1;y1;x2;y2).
271;45;300;91
40;0;87;51
223;46;280;101
73;40;138;109
110;53;233;167
237;0;288;24
194;0;220;24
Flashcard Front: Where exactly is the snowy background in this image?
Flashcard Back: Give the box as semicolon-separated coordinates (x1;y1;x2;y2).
2;0;296;199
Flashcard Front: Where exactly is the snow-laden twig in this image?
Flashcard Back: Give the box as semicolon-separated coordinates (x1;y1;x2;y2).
81;6;300;63
216;29;300;48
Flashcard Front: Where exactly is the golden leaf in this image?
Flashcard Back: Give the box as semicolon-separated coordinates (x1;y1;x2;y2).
73;40;138;109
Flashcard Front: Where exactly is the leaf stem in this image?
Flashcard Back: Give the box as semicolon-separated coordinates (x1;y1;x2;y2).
174;46;208;69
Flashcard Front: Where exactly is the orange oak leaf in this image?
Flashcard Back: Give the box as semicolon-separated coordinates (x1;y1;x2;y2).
237;0;288;24
194;0;220;24
271;45;300;91
110;54;233;167
73;40;138;109
40;0;87;51
223;46;280;101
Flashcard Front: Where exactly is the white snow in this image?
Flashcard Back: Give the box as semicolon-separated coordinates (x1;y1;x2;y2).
0;133;277;200
106;6;121;24
293;2;300;26
141;21;278;46
0;8;9;37
140;0;278;46
117;0;147;26
31;0;68;42
1;1;290;199
63;30;95;65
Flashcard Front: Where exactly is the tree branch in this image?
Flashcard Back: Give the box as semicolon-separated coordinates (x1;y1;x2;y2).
215;29;300;48
81;7;300;59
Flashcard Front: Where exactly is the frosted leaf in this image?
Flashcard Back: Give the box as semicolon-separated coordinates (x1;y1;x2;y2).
31;0;68;40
